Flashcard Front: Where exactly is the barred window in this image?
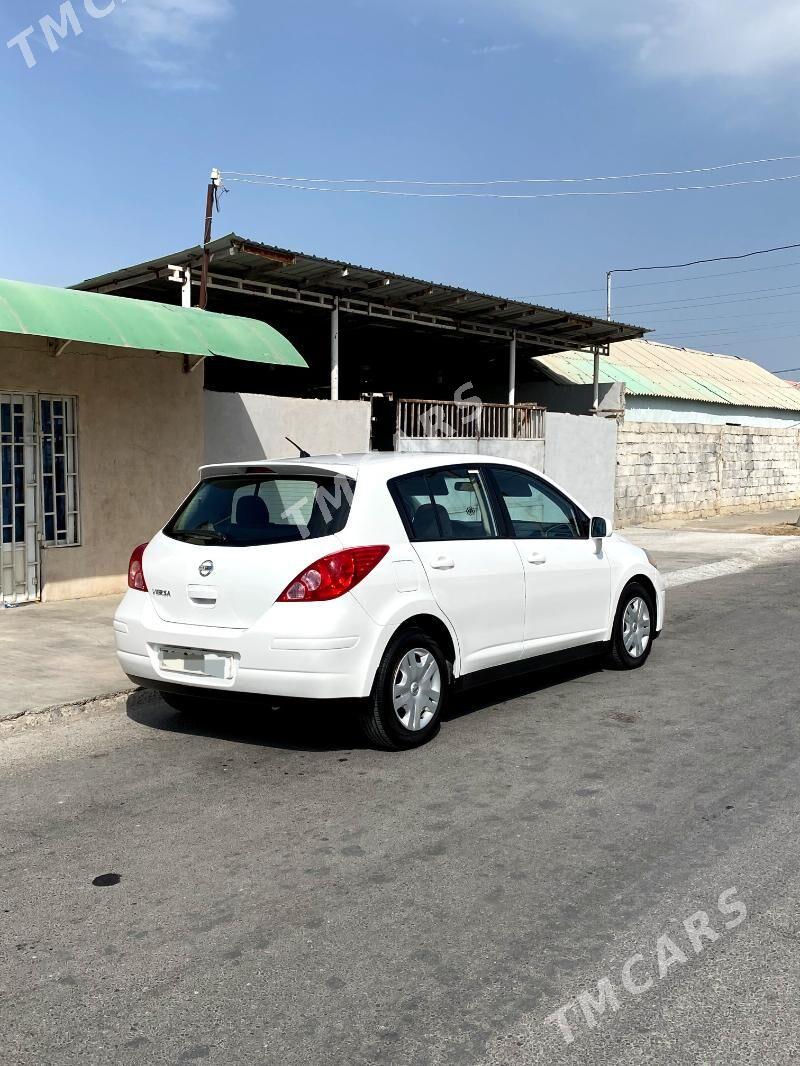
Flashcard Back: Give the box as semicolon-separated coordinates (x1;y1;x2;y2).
39;396;80;546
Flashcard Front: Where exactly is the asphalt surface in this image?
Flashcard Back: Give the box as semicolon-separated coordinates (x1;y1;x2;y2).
2;559;800;1065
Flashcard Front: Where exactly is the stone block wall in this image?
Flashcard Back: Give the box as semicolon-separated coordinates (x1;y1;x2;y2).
616;422;800;525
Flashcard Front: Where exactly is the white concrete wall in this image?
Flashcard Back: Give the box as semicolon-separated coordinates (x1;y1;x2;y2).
543;413;618;521
205;391;372;465
625;397;800;428
518;380;625;417
396;436;546;469
616;422;800;525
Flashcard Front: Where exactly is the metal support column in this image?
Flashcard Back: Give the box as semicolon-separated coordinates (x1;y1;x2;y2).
592;345;601;411
508;331;517;406
181;267;193;309
592;344;609;413
331;298;340;400
507;331;517;436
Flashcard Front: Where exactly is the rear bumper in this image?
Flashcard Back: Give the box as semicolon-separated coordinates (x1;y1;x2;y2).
124;673;335;708
114;590;385;700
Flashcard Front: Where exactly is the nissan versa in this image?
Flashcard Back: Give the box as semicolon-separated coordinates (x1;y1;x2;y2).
114;453;665;749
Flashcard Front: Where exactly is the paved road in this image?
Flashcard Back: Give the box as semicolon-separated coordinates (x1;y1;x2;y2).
2;560;799;1065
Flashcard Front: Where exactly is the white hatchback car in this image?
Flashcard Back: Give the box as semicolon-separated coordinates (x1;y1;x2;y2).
115;452;665;749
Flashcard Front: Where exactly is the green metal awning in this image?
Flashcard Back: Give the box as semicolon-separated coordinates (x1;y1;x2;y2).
0;278;307;367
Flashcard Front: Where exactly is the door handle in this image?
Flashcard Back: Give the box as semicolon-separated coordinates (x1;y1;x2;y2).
527;552;547;565
430;555;455;571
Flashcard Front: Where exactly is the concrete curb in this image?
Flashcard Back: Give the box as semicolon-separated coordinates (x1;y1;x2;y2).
0;686;151;733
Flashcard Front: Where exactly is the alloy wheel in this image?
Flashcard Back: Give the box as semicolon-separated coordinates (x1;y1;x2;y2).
622;596;652;659
392;648;442;732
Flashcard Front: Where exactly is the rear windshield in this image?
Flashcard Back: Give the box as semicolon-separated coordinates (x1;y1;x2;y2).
164;474;354;547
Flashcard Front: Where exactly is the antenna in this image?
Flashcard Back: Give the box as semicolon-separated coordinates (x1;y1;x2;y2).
286;436;311;459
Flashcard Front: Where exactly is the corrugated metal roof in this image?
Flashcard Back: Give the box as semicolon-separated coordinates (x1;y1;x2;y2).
534;339;800;412
73;233;647;356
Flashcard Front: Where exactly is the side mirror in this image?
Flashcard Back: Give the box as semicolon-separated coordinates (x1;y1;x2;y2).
591;517;609;539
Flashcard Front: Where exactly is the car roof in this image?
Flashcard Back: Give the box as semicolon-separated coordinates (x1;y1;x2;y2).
199;451;521;479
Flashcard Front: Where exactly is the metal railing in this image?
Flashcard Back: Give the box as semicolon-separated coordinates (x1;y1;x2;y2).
397;398;545;441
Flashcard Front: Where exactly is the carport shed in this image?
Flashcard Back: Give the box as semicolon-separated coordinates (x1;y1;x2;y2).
75;233;647;411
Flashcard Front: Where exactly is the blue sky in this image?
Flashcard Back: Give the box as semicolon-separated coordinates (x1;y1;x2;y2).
2;0;800;372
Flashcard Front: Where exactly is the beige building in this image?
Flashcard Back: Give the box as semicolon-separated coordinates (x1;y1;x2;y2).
0;279;304;605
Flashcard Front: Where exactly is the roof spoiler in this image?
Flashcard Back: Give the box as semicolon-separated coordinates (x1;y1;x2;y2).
198;459;350;479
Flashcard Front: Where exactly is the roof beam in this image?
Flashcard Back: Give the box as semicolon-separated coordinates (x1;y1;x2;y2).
297;266;351;287
387;284;436;301
456;301;513;320
231;241;297;266
407;290;470;310
189;268;633;355
87;270;163;295
518;313;575;328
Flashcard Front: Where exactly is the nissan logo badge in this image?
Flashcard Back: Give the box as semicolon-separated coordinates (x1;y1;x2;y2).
199;560;214;578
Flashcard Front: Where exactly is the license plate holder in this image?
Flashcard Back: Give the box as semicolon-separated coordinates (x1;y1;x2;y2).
158;646;233;680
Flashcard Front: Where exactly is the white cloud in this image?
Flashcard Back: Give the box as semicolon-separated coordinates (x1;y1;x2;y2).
450;0;800;83
472;42;523;56
107;0;233;88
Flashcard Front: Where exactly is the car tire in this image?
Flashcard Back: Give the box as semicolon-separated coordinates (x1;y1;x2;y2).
605;582;656;670
359;627;449;751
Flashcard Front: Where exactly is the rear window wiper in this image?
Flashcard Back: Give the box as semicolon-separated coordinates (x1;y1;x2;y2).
169;529;229;544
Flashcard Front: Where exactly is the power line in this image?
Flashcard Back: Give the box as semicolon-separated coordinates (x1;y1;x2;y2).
644;307;800;325
530;260;800;301
590;282;800;315
655;336;800;351
222;158;800;353
224;172;800;200
607;240;800;277
649;325;800;343
222;153;800;187
652;320;800;339
606;241;800;320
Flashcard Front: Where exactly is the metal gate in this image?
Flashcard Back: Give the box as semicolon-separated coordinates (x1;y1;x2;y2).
1;394;39;606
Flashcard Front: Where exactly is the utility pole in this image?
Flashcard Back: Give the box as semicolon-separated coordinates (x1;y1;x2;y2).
199;168;223;311
589;273;615;412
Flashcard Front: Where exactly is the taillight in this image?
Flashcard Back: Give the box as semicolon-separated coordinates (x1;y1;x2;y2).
278;546;390;603
128;542;149;591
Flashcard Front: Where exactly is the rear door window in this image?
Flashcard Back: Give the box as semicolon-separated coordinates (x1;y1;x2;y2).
164;474;354;547
392;467;496;541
